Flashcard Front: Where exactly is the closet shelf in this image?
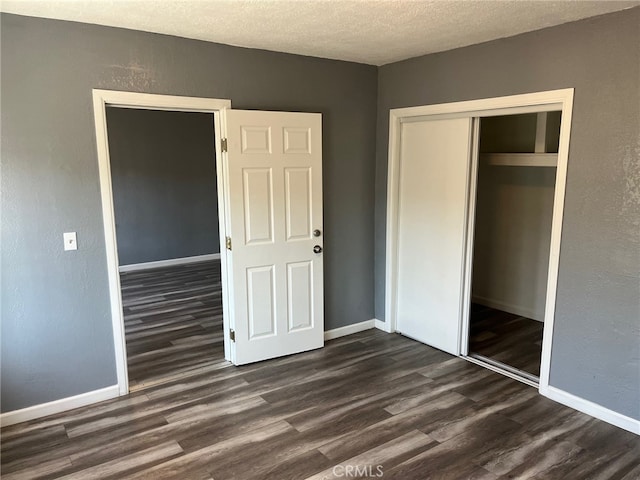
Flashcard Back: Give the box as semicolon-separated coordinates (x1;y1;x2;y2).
481;153;558;167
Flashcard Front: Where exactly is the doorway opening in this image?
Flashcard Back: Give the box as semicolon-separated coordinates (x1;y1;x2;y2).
105;107;225;391
93;90;232;396
95;91;326;395
467;111;562;385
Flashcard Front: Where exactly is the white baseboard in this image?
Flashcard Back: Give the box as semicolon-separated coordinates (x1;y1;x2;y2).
472;295;543;322
119;253;221;273
0;385;120;427
324;318;393;341
374;318;392;333
324;319;375;340
540;384;640;435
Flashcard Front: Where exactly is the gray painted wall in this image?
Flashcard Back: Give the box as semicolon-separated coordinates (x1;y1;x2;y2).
472;164;555;322
106;108;219;265
472;114;558;321
1;13;377;412
375;8;640;419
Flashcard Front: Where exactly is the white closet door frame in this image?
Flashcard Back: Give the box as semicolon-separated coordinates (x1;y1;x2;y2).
385;88;574;394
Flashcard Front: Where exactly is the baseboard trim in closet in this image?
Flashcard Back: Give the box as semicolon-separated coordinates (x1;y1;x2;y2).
471;295;543;322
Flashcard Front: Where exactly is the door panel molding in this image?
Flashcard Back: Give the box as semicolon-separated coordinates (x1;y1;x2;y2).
224;110;324;365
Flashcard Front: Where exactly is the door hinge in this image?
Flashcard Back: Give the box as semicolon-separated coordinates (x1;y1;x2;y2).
225;236;232;251
221;138;228;153
229;329;235;342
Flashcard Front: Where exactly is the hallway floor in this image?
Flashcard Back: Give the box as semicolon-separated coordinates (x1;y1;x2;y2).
120;260;224;391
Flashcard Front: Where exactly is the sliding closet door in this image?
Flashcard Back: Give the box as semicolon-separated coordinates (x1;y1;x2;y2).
396;117;472;355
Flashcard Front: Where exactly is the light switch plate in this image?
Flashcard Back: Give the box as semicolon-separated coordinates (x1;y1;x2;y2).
64;232;78;251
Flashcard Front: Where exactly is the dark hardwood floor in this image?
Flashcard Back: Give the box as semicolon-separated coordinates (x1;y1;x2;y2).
469;304;544;377
2;265;639;479
120;261;225;390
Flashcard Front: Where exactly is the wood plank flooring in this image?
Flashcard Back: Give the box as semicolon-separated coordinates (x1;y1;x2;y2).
2;264;639;479
469;304;544;377
120;261;225;390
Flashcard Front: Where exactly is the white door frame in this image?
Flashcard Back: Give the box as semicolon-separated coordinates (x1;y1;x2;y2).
385;88;574;395
92;89;232;395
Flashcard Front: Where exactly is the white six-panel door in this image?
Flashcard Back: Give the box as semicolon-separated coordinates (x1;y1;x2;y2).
224;110;323;364
395;117;472;355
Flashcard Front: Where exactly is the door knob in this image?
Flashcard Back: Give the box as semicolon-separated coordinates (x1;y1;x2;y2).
313;245;322;254
313;229;322;237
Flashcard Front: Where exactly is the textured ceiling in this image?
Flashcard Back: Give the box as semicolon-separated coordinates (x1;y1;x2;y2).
2;0;639;65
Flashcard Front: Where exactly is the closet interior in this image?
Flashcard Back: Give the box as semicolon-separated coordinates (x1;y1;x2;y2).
467;110;562;383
